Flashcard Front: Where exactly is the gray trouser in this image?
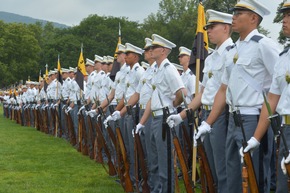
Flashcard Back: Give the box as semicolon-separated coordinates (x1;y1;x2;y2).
60;103;68;139
124;110;136;183
140;108;153;190
150;115;174;193
226;114;273;193
202;109;228;193
70;105;78;141
276;124;290;193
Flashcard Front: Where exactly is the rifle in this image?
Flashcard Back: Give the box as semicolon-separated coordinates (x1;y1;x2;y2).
25;105;31;127
78;109;88;155
66;106;77;146
233;109;259;193
96;107;117;176
169;109;194;193
263;92;290;190
127;104;150;193
87;113;96;159
116;125;134;192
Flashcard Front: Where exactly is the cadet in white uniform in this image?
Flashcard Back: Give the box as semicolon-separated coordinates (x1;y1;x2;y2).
137;34;185;193
168;10;233;193
243;1;290;193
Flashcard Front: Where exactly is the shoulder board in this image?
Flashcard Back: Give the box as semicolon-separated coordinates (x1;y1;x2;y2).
101;72;104;75
134;66;139;71
250;35;263;43
164;63;170;68
279;47;290;56
67;78;71;81
189;71;193;75
226;44;235;51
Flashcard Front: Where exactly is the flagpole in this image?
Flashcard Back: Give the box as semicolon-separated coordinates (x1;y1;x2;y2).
55;54;60;138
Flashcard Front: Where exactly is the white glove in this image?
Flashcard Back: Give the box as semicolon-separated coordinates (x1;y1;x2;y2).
112;111;121;121
239;137;260;163
62;105;67;110
35;104;40;109
166;114;183;128
104;115;113;128
65;107;72;114
281;152;290;175
135;123;145;135
77;105;85;115
53;104;58;109
193;134;197;147
195;121;212;142
88;109;98;118
243;137;260;153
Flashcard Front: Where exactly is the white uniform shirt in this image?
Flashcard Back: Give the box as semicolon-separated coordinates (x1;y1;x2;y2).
136;63;156;107
61;77;71;100
202;38;233;105
85;71;96;100
181;68;196;104
47;79;62;100
69;78;81;104
114;64;130;102
151;58;184;111
222;29;280;114
270;48;290;115
99;73;114;102
90;70;106;101
124;63;144;103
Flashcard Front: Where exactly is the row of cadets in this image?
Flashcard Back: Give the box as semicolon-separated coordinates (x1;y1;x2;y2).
106;37;157;190
136;34;185;193
168;9;233;193
104;42;145;186
169;0;281;192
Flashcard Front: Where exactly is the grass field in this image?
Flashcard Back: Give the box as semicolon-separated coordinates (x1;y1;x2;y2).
0;105;123;193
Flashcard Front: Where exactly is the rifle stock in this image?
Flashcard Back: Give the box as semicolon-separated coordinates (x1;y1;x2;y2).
67;112;76;146
197;139;216;193
242;144;259;193
116;127;134;192
96;114;116;176
172;128;194;193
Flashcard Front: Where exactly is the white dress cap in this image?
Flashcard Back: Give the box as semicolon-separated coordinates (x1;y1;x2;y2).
280;0;290;12
141;61;150;69
115;44;126;54
151;34;176;49
102;56;108;63
179;46;192;56
204;9;232;29
107;56;114;63
144;38;153;50
61;68;70;73
233;0;270;18
125;43;144;55
94;55;103;63
172;63;183;71
85;58;94;66
68;67;76;73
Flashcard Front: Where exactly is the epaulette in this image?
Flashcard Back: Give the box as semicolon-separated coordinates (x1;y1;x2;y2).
279;47;290;56
134;66;139;71
164;63;170;68
250;35;263;43
226;44;235;51
189;71;193;75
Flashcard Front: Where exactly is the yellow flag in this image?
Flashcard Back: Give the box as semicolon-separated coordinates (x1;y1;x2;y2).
114;22;122;58
78;45;86;75
196;2;208;51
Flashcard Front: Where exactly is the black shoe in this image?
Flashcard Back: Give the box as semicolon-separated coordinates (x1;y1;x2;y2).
115;179;121;184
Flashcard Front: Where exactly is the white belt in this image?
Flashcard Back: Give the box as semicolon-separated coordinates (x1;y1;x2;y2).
229;106;260;115
151;108;174;117
140;104;146;109
202;105;213;111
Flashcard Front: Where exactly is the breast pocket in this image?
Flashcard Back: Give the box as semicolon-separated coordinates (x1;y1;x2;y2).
236;57;251;69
